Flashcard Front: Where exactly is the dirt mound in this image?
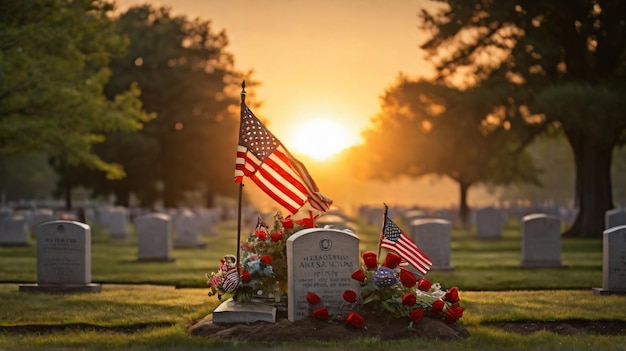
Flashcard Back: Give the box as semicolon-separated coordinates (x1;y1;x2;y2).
188;311;470;343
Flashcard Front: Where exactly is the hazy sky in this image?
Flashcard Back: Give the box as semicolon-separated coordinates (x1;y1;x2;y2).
115;0;440;151
113;0;499;211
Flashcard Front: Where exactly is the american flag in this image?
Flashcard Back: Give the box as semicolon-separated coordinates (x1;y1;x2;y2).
255;214;269;232
380;215;432;275
235;101;332;214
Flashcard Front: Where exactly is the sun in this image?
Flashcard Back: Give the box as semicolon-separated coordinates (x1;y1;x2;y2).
289;119;357;160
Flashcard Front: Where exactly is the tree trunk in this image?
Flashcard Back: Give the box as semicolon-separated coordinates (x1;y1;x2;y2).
458;181;471;227
562;131;614;238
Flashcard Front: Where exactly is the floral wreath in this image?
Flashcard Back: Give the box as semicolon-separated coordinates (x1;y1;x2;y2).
305;250;464;328
206;211;317;302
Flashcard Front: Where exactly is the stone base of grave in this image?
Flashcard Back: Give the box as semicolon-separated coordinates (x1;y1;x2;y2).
18;283;102;293
592;287;626;296
520;261;565;268
209;298;278;324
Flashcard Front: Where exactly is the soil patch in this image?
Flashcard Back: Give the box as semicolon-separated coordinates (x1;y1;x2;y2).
188;311;470;342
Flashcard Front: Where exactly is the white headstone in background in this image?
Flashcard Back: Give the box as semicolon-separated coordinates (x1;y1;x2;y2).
520;214;562;267
107;207;129;239
475;207;503;239
173;209;206;248
135;213;174;261
287;228;360;322
593;225;626;295
410;218;453;272
0;216;29;246
605;208;626;230
19;220;101;292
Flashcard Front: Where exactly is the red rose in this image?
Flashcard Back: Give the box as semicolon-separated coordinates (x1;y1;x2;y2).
444;306;464;324
270;232;283;242
444;287;460;303
312;307;328;319
254;230;267;241
399;267;417;288
409;308;424;323
351;269;366;282
362;251;378;269
401;292;416;306
342;290;358;303
417;278;432;292
346;312;365;328
306;292;321;305
260;255;271;265
430;299;445;314
240;271;252;283
383;252;402;269
281;217;294;229
295;217;315;228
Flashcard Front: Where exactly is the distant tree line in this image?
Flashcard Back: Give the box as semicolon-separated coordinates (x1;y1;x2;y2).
354;0;626;238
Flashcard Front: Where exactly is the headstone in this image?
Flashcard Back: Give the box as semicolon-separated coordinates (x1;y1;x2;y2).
317;214;356;232
107;207;129;239
403;209;428;224
410;218;453;272
135;213;174;262
520;214;563;267
19;220;101;292
605;208;626;230
0;216;29;246
593;225;626;295
287;228;361;322
475;207;503;239
173;210;206;248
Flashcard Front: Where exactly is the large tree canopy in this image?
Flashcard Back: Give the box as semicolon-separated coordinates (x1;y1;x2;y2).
89;5;252;208
419;0;626;237
0;0;153;180
355;75;540;225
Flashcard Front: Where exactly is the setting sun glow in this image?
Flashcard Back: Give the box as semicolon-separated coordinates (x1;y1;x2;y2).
290;119;356;160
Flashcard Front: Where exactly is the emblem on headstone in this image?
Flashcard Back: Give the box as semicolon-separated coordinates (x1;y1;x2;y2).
319;237;332;251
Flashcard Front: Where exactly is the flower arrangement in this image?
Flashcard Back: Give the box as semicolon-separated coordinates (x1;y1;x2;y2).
206;212;317;302
305;250;464;328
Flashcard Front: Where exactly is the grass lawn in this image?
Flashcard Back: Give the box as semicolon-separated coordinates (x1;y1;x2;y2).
0;215;623;350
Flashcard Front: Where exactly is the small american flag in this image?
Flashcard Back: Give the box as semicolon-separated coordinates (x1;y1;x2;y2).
235;101;332;214
380;215;432;275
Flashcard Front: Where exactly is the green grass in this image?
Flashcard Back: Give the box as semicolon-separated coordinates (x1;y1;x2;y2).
0;216;620;350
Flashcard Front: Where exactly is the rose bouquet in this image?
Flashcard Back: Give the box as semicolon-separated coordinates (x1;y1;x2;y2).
305;250;464;329
206;211;317;302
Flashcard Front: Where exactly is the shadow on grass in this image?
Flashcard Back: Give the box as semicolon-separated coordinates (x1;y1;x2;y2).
0;322;174;335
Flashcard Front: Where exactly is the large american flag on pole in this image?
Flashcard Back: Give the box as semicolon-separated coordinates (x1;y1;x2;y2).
235;101;332;215
380;215;432;275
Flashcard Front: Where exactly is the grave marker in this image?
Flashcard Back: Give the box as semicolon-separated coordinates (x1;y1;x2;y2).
19;220;101;292
520;214;563;267
410;218;453;272
135;213;174;261
287;228;360;322
593;225;626;295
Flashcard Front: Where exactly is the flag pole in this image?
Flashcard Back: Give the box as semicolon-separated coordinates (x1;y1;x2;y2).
377;203;389;265
236;81;246;272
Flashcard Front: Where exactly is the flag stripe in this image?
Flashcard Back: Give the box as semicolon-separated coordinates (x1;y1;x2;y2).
234;100;332;215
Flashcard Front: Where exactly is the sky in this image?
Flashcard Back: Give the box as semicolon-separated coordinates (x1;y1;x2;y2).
115;0;440;152
113;0;500;213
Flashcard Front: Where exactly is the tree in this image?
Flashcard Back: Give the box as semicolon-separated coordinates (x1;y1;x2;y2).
94;5;252;208
355;77;540;225
419;0;626;237
0;0;153;203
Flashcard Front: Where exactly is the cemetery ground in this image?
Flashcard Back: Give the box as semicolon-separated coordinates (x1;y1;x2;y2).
0;218;625;350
